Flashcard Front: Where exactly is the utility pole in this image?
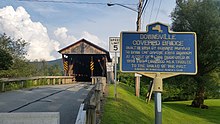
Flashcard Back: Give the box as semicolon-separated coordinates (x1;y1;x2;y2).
136;0;143;32
135;0;143;97
107;0;144;98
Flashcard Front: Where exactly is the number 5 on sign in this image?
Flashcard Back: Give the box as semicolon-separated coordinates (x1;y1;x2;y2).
109;37;120;53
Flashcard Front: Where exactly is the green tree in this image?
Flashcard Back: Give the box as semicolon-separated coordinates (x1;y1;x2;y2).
0;33;27;59
0;48;13;70
48;64;62;76
171;0;220;108
0;33;32;78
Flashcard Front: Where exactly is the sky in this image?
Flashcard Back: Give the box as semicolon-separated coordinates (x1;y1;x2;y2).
0;0;176;61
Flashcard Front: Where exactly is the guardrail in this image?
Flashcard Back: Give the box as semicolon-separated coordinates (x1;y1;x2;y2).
0;76;74;92
75;77;106;124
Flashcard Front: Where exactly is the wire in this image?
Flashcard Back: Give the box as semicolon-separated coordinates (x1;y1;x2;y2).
140;0;149;18
142;6;146;29
148;0;155;23
137;0;149;22
17;0;137;5
155;0;162;21
136;0;149;31
141;0;150;28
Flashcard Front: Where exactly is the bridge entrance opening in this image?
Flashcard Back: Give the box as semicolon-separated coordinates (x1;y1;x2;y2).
64;54;106;82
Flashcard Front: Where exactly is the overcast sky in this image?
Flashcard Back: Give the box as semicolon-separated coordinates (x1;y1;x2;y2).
0;0;176;61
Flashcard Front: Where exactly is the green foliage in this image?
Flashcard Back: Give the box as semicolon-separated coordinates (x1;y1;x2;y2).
163;76;197;101
204;72;220;99
0;33;27;59
162;74;219;101
48;64;62;76
171;0;220;105
171;0;220;76
118;72;135;87
140;76;151;96
0;48;13;70
0;59;38;78
0;33;62;78
0;33;32;78
31;60;63;76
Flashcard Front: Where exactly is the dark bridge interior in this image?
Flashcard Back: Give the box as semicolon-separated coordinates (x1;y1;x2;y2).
66;54;107;82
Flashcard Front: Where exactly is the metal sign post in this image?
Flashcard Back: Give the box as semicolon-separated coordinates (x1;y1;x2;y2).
153;73;163;124
114;52;117;98
109;37;120;99
120;22;197;124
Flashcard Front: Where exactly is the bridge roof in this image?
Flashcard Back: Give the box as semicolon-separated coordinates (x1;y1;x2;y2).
58;39;111;61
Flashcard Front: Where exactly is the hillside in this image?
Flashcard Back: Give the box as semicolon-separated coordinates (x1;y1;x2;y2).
101;83;220;124
30;58;63;68
47;58;63;67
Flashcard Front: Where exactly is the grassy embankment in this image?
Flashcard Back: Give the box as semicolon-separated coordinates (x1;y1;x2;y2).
101;83;220;124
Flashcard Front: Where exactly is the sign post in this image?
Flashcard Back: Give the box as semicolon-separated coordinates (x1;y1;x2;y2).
109;37;120;99
120;22;197;124
135;73;142;97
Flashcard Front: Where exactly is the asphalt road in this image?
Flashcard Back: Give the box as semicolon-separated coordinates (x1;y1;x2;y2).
0;82;93;124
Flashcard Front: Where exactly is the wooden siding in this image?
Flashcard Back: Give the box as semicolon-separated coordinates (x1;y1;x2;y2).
59;39;106;54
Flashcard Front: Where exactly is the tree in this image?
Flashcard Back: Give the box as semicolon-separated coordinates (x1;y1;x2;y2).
0;33;30;77
0;48;13;70
0;33;27;59
48;64;62;76
171;0;220;108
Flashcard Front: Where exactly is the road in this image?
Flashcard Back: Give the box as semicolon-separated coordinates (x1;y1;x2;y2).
0;82;93;124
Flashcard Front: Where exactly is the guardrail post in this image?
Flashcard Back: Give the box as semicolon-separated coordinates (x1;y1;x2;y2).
47;79;50;85
53;78;56;85
2;82;5;92
37;79;40;85
68;78;71;83
21;81;24;88
34;79;38;86
91;77;94;85
101;77;106;94
99;82;103;99
58;78;60;85
95;83;101;114
63;78;65;84
86;94;96;124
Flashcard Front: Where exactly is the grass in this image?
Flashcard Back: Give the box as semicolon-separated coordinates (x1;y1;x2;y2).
101;83;220;124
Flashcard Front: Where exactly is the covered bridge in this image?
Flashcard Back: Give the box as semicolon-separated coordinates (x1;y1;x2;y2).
58;39;112;82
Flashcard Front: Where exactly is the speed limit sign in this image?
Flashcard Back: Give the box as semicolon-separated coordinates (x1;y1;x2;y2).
109;37;120;53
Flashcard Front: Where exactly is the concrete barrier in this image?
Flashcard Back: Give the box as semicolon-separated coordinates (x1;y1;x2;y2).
0;112;60;124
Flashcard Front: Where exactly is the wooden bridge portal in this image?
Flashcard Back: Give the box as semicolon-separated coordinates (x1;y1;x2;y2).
58;39;111;82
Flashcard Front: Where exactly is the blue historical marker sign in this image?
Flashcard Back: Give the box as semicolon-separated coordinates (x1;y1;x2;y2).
120;22;197;74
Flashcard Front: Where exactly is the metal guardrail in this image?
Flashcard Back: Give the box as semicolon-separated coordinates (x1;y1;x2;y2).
75;77;106;124
0;76;74;92
75;104;86;124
